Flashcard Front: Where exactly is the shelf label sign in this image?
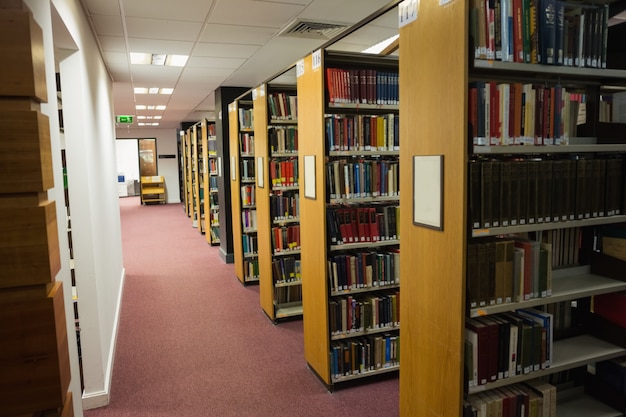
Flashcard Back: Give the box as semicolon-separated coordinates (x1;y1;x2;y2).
296;59;305;77
115;115;134;124
312;49;322;71
399;0;418;27
252;88;257;100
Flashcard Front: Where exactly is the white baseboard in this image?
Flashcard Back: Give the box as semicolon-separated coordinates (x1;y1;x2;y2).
82;267;126;410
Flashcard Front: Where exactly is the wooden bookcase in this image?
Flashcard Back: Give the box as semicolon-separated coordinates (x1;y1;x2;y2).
182;129;193;218
398;2;626;415
140;176;166;204
229;94;259;285
195;122;206;233
253;81;303;322
297;50;400;388
203;120;220;246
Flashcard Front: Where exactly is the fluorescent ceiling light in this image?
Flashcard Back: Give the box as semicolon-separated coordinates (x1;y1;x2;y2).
151;123;159;126
148;87;160;94
134;87;148;94
147;105;155;110
131;52;189;67
362;34;399;54
138;122;146;126
160;88;174;95
153;115;162;119
135;105;146;110
134;87;174;95
165;55;188;67
155;105;167;110
137;115;146;119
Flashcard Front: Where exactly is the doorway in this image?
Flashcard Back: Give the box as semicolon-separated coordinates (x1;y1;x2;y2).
115;138;157;197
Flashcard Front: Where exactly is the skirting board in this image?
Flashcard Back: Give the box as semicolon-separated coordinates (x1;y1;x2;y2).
219;248;234;264
82;267;126;410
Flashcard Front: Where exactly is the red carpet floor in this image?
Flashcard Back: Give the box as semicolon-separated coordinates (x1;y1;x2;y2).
84;197;399;417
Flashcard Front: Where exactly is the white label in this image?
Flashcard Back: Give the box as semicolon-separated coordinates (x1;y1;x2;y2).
260;84;265;97
296;59;305;77
252;89;257;100
399;0;418;27
312;49;322;71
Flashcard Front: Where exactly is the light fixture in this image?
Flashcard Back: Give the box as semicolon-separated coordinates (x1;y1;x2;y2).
134;87;175;95
153;115;162;120
130;52;189;67
148;87;160;94
362;34;399;54
160;88;174;95
151;123;159;126
137;115;146;119
134;87;148;94
135;105;146;110
155;105;167;111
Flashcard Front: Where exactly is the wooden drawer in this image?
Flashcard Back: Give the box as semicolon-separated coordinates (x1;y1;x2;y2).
0;198;60;288
0;282;71;417
0;8;47;102
0;111;53;193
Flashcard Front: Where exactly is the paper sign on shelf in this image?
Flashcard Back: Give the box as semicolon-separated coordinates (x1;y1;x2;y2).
296;59;305;77
399;0;418;27
312;49;322;71
252;89;257;100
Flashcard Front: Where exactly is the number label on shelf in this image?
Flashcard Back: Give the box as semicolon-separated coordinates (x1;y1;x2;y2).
296;59;305;77
312;49;322;71
399;0;418;27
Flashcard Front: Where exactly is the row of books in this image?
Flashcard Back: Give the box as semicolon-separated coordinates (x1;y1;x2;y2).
471;0;609;69
328;249;400;293
270;158;298;188
243;258;259;281
327;159;399;200
208;158;218;175
465;379;556;417
325;68;399;105
329;292;399;337
241;209;257;232
240;184;256;207
239;133;254;155
469;157;625;230
467;238;552;310
270;192;299;222
469;82;584;146
208;137;217;155
327;205;399;245
330;334;399;380
240;159;254;181
239;108;253;130
545;227;580;268
325;114;400;152
268;92;297;120
465;308;554;388
243;234;258;256
271;225;300;254
208;192;218;208
275;284;302;305
271;256;301;284
269;126;298;154
209;176;218;191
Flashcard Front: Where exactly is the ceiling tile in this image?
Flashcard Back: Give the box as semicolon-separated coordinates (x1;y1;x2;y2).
298;0;391;23
91;14;124;37
200;23;277;45
83;0;121;16
127;38;195;55
179;67;234;83
123;0;215;22
104;51;129;65
98;36;127;52
208;0;304;28
186;56;247;69
125;17;203;41
130;65;184;84
193;42;260;58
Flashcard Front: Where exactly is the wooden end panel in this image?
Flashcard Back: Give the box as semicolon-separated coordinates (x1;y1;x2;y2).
297;53;331;384
253;85;275;317
0;199;60;288
0;282;71;416
229;103;245;284
398;1;469;416
0;9;47;102
0;111;54;193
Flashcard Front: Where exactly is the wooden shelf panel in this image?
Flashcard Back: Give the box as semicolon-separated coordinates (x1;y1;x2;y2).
331;324;399;341
472;143;626;155
275;302;303;319
472;215;626;237
330;239;399;251
331;284;400;297
275;280;302;288
331;364;399;384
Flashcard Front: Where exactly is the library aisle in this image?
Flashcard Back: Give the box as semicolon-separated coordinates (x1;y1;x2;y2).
84;197;398;417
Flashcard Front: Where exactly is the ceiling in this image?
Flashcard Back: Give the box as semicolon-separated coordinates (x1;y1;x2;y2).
78;0;401;130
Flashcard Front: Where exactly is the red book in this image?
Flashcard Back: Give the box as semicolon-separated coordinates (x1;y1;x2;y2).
356;208;368;242
595;292;626;328
513;0;524;62
349;209;359;243
369;207;379;242
465;318;490;385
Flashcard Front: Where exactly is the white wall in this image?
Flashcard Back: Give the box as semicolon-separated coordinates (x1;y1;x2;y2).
27;0;126;413
116;128;182;203
115;139;140;184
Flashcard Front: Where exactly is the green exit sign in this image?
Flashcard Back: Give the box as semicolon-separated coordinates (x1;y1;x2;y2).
116;115;134;124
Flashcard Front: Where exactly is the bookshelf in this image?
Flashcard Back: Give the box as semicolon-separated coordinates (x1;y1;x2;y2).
253;79;303;322
195;122;206;233
140;176;166;204
182;129;193;218
229;94;259;285
202;119;220;246
398;1;626;415
297;50;400;387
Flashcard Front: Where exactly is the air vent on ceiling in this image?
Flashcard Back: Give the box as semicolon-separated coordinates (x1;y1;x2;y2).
279;19;349;40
